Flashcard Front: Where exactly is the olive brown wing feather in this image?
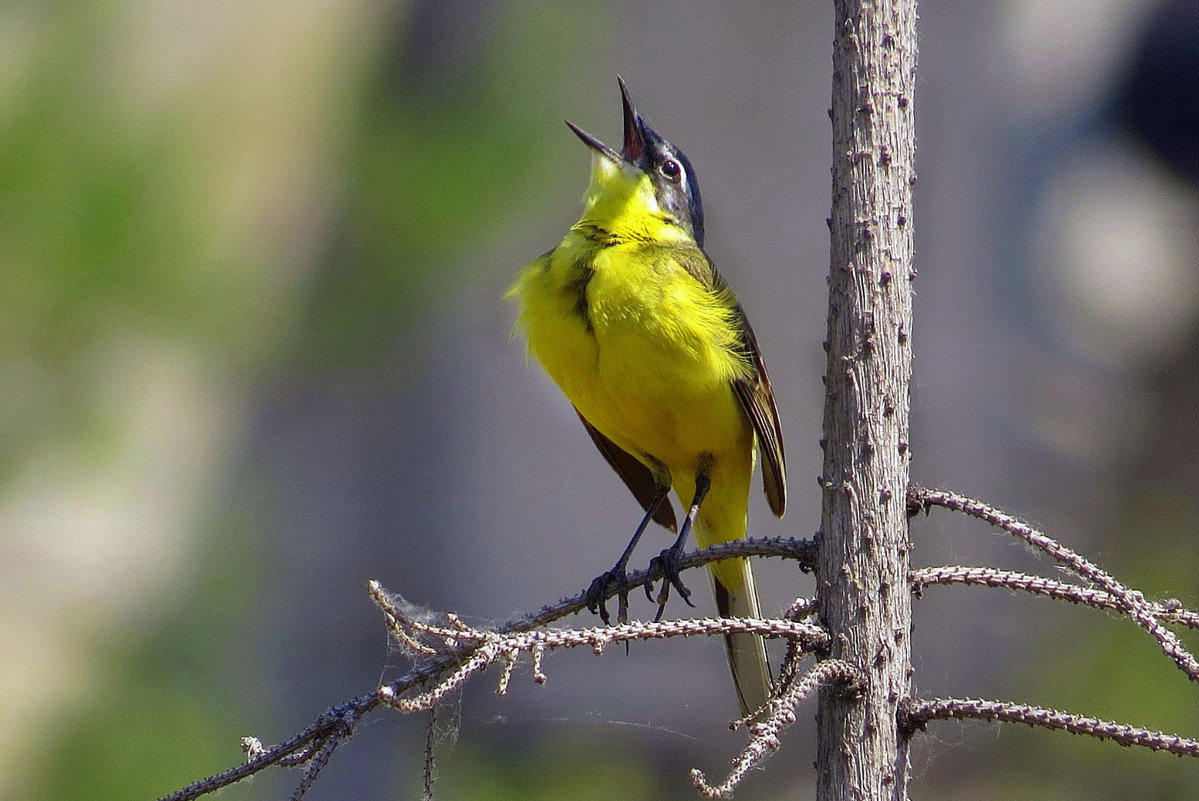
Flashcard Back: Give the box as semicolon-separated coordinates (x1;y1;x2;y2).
731;307;787;518
575;410;678;532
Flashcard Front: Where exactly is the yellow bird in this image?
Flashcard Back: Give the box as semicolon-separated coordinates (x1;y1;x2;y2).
507;78;786;717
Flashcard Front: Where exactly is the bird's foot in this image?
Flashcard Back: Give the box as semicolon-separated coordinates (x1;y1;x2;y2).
645;546;695;622
585;567;633;625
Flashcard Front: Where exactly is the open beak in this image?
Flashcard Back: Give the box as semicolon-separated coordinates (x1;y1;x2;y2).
617;76;647;163
564;119;621;164
565;76;650;166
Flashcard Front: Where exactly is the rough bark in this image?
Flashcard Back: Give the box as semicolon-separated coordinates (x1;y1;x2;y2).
815;1;917;799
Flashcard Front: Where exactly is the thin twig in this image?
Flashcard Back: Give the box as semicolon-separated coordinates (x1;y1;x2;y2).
910;486;1199;683
155;708;365;801
422;706;437;801
913;565;1199;629
900;696;1199;758
289;736;344;801
692;659;866;798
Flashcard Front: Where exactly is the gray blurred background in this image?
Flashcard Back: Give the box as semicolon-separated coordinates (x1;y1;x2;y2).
4;1;1199;799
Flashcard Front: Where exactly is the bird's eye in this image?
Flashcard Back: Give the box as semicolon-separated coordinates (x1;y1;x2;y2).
659;159;682;181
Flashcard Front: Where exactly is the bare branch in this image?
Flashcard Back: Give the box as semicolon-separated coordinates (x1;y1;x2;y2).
374;585;835;799
155;704;368;801
374;584;831;715
692;659;866;799
910;486;1199;682
502;536;817;635
289;734;345;801
155;537;817;801
913;565;1199;629
158;497;1199;801
900;697;1199;758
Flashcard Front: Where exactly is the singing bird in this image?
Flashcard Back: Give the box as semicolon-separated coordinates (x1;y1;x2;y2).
507;78;786;717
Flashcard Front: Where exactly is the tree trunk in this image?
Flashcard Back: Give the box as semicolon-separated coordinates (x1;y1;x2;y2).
815;0;917;799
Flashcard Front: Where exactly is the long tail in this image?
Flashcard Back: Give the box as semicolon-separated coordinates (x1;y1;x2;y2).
688;456;772;719
710;558;772;719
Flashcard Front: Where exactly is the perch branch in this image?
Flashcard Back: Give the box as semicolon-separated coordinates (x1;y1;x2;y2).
900;696;1199;758
373;583;831;714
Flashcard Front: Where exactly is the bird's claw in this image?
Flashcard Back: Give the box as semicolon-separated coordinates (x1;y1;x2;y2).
585;569;631;625
645;547;695;621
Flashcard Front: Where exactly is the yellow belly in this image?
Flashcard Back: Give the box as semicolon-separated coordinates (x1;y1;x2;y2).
512;239;752;476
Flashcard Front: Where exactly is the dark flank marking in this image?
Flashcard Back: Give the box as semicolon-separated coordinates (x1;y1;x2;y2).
575;223;619;245
577;221;665;247
564;253;595;331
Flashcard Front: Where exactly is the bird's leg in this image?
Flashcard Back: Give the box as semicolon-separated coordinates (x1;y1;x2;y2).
647;469;711;621
586;482;671;624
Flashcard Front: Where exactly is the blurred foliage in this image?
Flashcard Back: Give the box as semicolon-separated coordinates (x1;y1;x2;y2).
439;732;667;801
0;9;214;350
29;515;264;801
0;8;215;483
6;1;606;800
293;4;600;367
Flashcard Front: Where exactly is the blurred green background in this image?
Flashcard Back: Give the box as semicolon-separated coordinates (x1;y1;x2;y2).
4;1;1199;799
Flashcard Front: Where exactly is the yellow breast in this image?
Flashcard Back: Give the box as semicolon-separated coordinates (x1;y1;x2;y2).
509;231;752;472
